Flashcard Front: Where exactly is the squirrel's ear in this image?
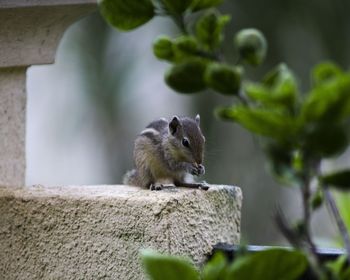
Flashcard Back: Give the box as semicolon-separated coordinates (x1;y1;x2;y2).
195;114;200;125
169;116;181;135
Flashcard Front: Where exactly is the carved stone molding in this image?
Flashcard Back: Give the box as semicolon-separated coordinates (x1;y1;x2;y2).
0;0;97;67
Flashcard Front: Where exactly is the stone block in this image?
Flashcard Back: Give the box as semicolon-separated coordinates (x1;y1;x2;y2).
0;184;242;279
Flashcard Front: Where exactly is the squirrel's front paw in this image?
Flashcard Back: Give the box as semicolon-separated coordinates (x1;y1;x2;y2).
198;182;209;190
197;164;205;175
189;164;205;176
150;183;163;191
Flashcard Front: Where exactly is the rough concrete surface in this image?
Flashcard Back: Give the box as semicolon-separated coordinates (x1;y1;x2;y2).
0;67;26;186
0;184;242;280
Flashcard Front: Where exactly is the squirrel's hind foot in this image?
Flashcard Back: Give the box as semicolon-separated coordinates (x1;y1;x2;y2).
150;183;177;191
174;181;210;191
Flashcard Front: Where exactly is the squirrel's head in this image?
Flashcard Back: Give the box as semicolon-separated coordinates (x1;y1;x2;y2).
168;115;205;166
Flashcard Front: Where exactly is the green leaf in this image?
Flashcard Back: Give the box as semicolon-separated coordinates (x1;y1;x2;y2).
326;255;347;275
216;106;299;142
312;62;342;86
195;10;231;51
154;36;199;63
311;188;324;210
245;81;295;108
191;0;224;11
202;252;228;280
153;35;175;61
342;268;350;280
205;63;242;95
335;192;350;235
173;36;199;58
265;142;297;185
99;0;154;31
322;170;350;191
141;249;199;280
234;28;267;66
326;255;350;280
165;59;207;93
263;63;298;92
293;221;307;237
245;64;298;109
303;123;348;158
301;73;350;122
161;0;194;14
226;248;308;280
292;150;303;172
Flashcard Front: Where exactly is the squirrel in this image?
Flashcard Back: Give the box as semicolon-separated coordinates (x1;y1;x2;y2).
123;115;208;190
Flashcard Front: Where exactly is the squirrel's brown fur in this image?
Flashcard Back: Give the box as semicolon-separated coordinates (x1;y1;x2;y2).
123;115;207;190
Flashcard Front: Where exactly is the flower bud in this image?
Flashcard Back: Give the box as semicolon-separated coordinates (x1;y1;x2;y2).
205;63;242;95
153;36;174;61
165;59;207;93
234;28;267;66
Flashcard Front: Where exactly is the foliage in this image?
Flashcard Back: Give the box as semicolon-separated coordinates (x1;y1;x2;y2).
322;170;350;191
141;249;200;280
326;255;350;280
99;0;350;279
98;0;154;31
141;248;308;280
336;192;350;233
234;29;267;66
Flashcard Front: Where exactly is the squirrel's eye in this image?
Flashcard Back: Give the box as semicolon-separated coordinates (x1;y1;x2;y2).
182;138;190;148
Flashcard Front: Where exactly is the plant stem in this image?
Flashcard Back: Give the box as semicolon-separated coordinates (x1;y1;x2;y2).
302;179;315;249
275;200;324;279
275;207;303;249
172;14;188;35
155;10;169;16
195;50;220;61
300;173;325;278
324;187;350;265
237;89;249;106
170;14;223;62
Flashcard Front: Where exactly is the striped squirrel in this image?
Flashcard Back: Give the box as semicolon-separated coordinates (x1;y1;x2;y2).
123;115;209;190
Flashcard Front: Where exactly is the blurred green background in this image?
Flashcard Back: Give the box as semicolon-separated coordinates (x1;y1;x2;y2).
27;0;350;245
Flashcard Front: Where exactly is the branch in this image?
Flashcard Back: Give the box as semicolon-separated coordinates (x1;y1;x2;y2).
324;187;350;265
237;89;249;106
296;172;325;278
194;50;220;61
275;206;302;249
274;206;324;279
300;173;319;259
172;14;188;35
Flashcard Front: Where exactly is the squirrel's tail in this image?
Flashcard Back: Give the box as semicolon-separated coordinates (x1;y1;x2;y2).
123;169;141;186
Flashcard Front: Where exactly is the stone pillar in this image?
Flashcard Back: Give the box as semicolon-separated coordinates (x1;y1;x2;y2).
0;67;27;186
0;0;97;186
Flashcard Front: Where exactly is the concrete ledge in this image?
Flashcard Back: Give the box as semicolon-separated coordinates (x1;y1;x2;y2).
0;184;242;280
